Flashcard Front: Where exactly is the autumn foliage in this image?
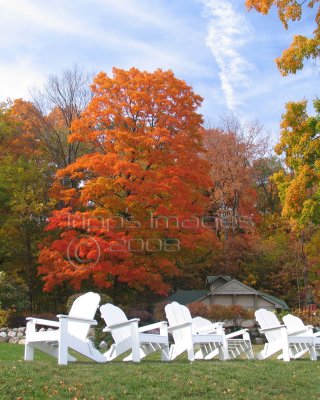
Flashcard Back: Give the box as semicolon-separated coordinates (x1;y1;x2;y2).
38;68;217;295
187;302;253;328
246;0;320;75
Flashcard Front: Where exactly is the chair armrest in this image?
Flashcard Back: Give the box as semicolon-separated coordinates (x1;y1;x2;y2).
287;328;311;336
260;324;286;333
313;331;320;337
168;321;192;333
57;315;97;325
103;318;140;332
138;321;167;332
26;317;60;328
226;329;249;339
195;322;224;334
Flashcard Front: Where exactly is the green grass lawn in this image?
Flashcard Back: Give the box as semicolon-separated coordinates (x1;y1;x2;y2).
1;343;320;400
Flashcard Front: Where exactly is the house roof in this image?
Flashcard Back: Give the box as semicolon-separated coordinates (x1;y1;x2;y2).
258;292;289;310
200;279;289;310
167;278;289;310
167;289;208;305
206;275;232;285
202;279;261;297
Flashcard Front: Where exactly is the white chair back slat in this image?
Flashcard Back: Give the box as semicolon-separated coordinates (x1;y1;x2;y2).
68;292;101;340
192;316;214;333
255;308;281;344
100;303;131;344
283;314;311;336
165;302;192;344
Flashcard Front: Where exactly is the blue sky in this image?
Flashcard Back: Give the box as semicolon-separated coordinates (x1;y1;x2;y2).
0;0;317;141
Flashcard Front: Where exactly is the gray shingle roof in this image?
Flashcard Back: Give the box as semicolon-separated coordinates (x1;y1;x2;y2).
167;289;208;305
206;275;232;284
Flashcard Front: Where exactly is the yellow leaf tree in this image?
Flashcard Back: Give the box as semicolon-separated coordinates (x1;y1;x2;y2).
246;0;320;75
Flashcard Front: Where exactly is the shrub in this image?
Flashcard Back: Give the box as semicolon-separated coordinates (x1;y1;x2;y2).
206;304;231;322
188;302;210;319
127;308;154;324
0;273;30;313
292;308;320;327
188;302;253;328
0;308;11;327
227;305;254;329
153;301;169;321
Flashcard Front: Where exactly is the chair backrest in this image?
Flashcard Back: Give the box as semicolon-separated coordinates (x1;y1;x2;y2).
165;302;193;344
100;303;131;344
255;308;281;344
68;292;101;340
283;314;311;336
192;316;213;334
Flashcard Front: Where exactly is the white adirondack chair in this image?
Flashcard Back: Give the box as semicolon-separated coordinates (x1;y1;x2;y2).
283;314;320;358
100;303;169;362
164;302;227;361
255;308;318;361
192;316;254;360
24;292;106;365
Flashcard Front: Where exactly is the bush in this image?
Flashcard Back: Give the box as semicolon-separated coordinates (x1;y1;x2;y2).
0;273;30;313
153;301;169;321
127;308;154;324
206;304;231;322
188;302;210;319
7;313;58;328
227;305;254;329
0;308;11;327
187;302;253;329
292;308;320;327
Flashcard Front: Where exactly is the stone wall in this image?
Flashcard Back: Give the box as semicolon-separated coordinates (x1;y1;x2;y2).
0;326;265;345
0;327;26;344
0;326;96;345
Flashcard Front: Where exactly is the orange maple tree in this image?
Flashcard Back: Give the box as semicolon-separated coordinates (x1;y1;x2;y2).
39;67;217;295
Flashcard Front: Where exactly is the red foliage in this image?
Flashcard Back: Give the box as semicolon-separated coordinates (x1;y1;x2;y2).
39;68;217;295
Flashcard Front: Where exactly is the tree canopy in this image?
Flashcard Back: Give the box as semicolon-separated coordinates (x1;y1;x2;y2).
246;0;320;75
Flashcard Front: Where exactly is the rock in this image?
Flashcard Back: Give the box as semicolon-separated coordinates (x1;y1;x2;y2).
254;337;265;345
88;328;95;338
18;327;26;333
0;332;7;338
8;331;16;338
99;341;108;349
0;335;9;343
39;328;45;332
9;337;19;344
13;328;18;332
17;332;24;338
18;339;26;345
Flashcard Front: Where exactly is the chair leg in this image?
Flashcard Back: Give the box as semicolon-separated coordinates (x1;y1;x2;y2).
58;341;68;365
245;343;255;360
161;344;170;361
309;345;317;361
24;343;34;361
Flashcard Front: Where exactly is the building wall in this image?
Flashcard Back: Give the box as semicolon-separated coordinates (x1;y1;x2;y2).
256;298;277;310
200;294;276;311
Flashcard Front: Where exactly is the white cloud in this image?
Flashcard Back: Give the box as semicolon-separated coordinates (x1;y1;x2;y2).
199;0;253;111
0;0;213;101
0;58;45;101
